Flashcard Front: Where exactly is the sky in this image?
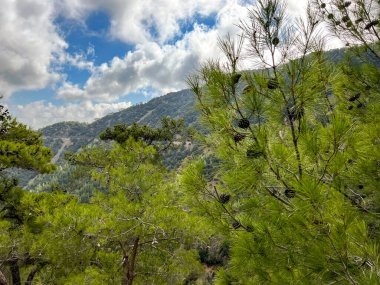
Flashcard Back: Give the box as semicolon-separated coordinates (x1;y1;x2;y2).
1;0;316;129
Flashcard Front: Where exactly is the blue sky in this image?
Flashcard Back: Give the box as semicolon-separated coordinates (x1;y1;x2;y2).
0;0;309;129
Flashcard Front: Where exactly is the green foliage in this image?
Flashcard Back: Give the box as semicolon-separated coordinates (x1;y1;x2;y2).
0;106;55;173
64;135;204;284
26;162;104;202
0;105;60;285
2;1;380;284
39;90;198;162
99;116;193;150
184;0;380;284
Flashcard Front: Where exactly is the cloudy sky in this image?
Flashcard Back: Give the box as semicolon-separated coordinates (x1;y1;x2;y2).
1;0;311;129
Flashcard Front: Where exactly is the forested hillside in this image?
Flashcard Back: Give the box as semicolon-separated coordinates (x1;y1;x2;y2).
40;89;197;159
1;0;379;284
23;89;199;195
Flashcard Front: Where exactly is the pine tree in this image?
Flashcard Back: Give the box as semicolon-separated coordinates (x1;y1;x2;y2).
67;126;203;284
183;0;380;283
0;105;55;173
99;116;193;152
0;105;56;285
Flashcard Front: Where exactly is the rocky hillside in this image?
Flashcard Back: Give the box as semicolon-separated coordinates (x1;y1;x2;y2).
40;89;198;161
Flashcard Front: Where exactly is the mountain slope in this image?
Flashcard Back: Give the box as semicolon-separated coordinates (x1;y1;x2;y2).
40;89;198;161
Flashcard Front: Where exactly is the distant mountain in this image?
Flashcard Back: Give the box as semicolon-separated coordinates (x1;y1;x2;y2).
21;89;200;196
40;89;198;162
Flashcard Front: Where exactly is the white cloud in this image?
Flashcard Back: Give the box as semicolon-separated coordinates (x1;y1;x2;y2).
57;0;228;44
61;51;95;72
57;82;86;100
287;0;308;18
0;0;245;96
57;1;249;102
12;100;132;129
0;0;67;97
57;27;213;101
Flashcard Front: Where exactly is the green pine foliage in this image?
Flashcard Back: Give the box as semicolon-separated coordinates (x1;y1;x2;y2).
65;137;205;284
183;0;380;284
1;1;380;284
0;105;55;173
0;105;58;284
99;116;194;151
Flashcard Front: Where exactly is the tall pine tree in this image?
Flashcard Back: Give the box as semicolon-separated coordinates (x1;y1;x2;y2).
183;0;380;283
0;105;55;285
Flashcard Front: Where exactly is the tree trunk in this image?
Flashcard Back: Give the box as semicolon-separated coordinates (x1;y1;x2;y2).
10;261;21;285
121;237;139;285
24;269;37;285
0;270;8;285
24;264;44;285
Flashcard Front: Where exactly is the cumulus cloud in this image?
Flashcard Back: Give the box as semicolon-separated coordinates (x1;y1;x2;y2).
57;26;215;101
12;100;132;129
57;1;249;102
61;50;95;72
0;0;328;103
57;0;227;44
57;0;325;103
0;0;67;97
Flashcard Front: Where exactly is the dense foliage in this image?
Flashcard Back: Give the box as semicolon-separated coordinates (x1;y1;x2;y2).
184;0;380;283
0;0;379;284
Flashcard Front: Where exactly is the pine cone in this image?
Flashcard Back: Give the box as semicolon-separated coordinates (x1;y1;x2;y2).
285;188;296;198
233;133;246;142
246;225;254;232
219;193;231;204
348;93;360;101
267;78;279;89
238;118;250;129
232;221;241;229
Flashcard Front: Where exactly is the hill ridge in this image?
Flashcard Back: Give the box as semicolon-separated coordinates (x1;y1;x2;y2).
40;88;198;161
